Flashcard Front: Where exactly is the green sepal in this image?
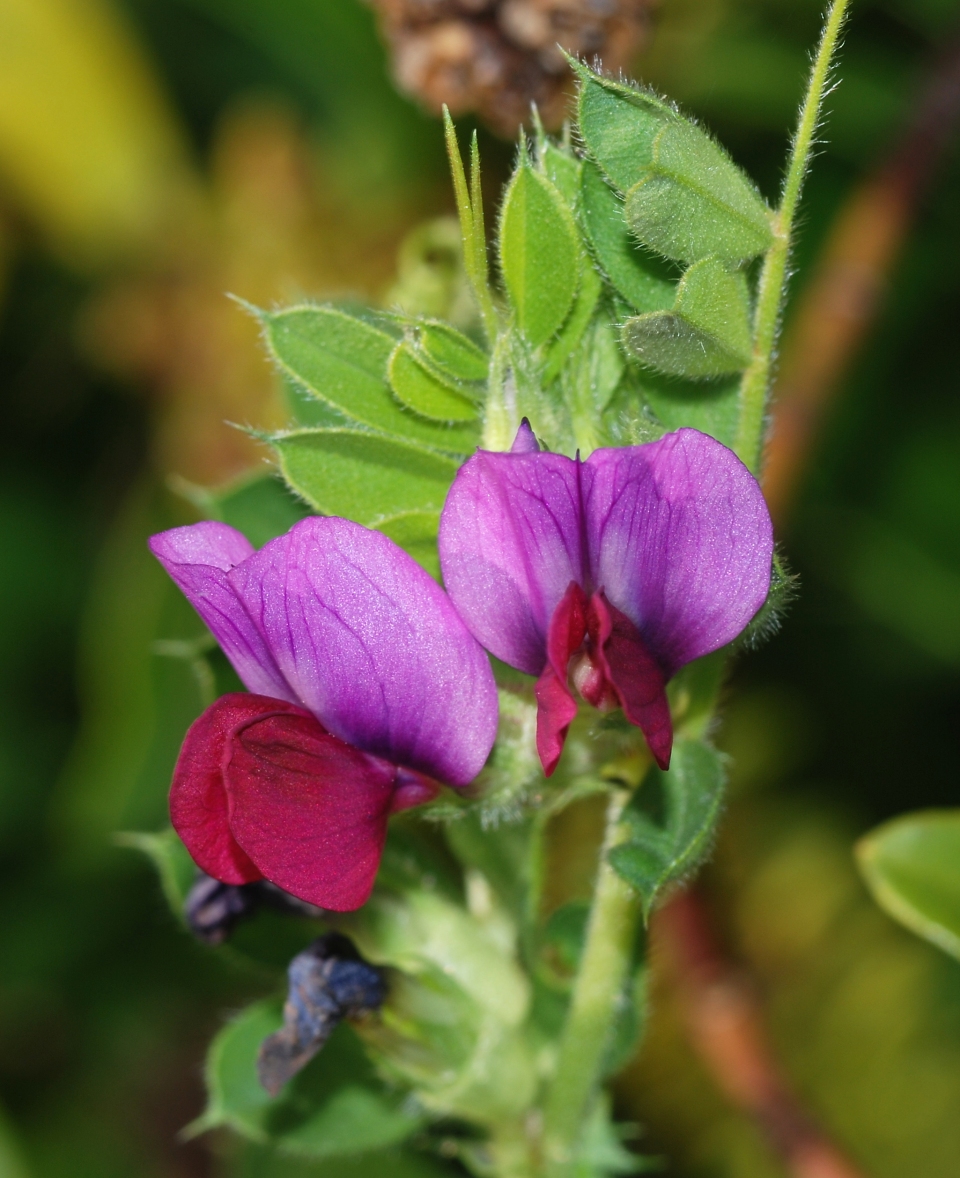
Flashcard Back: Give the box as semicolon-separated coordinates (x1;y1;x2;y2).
191;1001;422;1156
499;157;580;348
271;428;458;527
261;305;476;454
413;320;488;385
622;257;753;378
857;809;960;961
579;160;675;314
387;341;478;423
574;64;674;193
608;739;726;920
623;120;773;264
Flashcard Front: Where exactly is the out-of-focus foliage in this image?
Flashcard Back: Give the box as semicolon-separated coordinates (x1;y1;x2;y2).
857;810;960;960
2;0;960;1175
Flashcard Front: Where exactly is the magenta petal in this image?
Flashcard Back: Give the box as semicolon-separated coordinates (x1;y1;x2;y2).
149;523;296;703
228;517;497;787
439;449;585;675
585;430;773;676
225;709;398;911
169;693;305;884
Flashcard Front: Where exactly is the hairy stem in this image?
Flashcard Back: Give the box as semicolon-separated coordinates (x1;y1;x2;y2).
541;789;641;1176
735;0;852;473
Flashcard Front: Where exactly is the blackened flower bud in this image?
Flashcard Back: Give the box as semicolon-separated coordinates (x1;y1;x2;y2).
257;935;386;1095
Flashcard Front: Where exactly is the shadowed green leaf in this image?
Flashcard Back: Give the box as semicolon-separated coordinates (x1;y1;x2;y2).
609;740;725;919
857;810;960;960
624;121;772;263
640;374;741;447
197;1001;421;1156
500;162;580;347
622;257;753;377
579;160;675;313
272;429;458;525
262;306;476;453
388;341;478;423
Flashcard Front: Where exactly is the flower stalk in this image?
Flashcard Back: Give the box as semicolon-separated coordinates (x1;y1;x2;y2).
541;789;640;1176
735;0;852;474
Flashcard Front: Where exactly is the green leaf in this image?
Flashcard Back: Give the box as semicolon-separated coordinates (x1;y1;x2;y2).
537;136;582;207
624;121;772;264
238;1143;452;1178
856;810;960;960
414;320;488;385
262;306;476;454
388;342;478;423
575;67;673;193
198;1001;421;1157
638;373;741;448
609;739;725;919
542;264;603;386
374;511;441;581
622;257;753;378
579;161;675;314
499;161;580;347
271;429;458;526
115;827;195;920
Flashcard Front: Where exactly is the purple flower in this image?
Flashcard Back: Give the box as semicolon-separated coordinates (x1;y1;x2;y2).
150;517;498;910
439;424;773;776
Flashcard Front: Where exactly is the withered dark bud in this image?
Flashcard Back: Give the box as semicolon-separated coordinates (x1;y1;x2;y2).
365;0;656;137
184;872;326;945
257;934;385;1096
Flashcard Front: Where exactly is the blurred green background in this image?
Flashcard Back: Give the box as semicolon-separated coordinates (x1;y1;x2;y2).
1;0;959;1175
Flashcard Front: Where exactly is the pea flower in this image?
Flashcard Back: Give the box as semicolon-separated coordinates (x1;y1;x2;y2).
150;517;498;911
438;424;773;776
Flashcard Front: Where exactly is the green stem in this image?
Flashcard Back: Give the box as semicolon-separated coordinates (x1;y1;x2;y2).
541;789;641;1176
734;0;852;473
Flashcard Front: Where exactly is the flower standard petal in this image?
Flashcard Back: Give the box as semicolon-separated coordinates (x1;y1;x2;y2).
224;709;399;911
149;522;296;703
584;429;773;677
169;693;306;884
227;517;497;788
439;448;585;675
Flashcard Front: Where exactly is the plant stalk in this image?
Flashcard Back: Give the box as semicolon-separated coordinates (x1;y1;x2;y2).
540;789;641;1176
735;0;852;473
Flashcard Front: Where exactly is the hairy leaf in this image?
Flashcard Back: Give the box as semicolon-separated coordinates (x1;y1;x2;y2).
500;162;580;347
857;809;960;960
580;161;675;314
609;739;725;918
622;257;753;378
374;511;442;580
262;306;476;453
575;67;673;193
272;429;458;525
624;121;772;264
388;341;478;422
415;320;488;385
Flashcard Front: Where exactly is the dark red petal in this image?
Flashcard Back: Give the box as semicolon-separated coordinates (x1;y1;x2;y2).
225;711;398;911
535;582;588;776
170;693;306;884
589;592;673;770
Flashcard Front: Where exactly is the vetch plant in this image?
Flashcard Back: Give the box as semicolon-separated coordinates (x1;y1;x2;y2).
132;4;851;1174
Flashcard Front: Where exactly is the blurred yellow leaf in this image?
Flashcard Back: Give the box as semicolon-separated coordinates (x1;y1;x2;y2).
0;0;196;265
